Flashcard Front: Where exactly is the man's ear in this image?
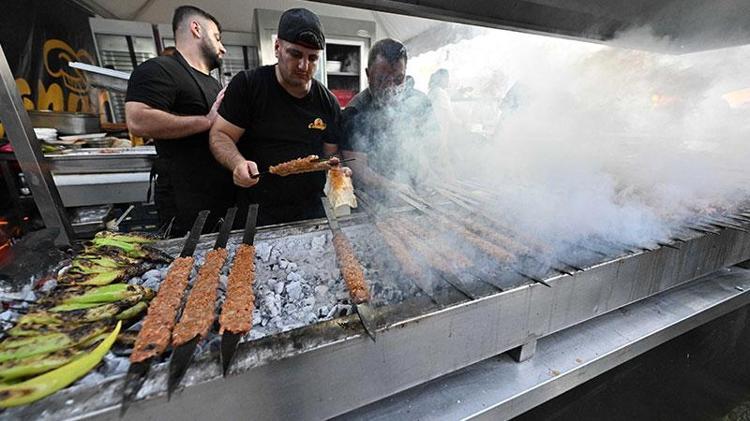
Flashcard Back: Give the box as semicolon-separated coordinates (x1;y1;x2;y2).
190;19;202;39
274;39;281;59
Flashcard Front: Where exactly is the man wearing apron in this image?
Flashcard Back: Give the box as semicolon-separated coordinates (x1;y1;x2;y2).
126;5;233;236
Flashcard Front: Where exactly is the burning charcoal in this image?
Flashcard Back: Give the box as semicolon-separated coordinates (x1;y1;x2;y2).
285;262;298;273
274;281;284;295
20;286;36;302
103;354;130;375
279;258;289;270
305;313;318;324
302;305;314;315
142;277;160;291
207;337;221;353
218;274;228;291
270;248;282;263
303;296;316;307
128;277;140;286
283;303;297;314
311;235;326;250
314;285;329;297
78;371;106;387
260;318;269;327
255;243;273;263
286;281;303;301
40;279;57;293
141;269;161;280
268;302;281;318
318;306;329;318
286;272;303;283
326;306;339;319
0;310;16;322
252;309;262;326
338;305;352;317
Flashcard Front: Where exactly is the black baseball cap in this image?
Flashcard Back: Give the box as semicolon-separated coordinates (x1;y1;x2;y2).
278;8;325;50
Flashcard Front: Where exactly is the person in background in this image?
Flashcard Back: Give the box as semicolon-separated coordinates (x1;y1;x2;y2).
341;38;438;191
209;8;349;226
405;75;415;92
126;5;232;237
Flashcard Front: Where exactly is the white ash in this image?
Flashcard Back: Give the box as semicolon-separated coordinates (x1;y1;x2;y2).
40;279;57;293
0;310;17;322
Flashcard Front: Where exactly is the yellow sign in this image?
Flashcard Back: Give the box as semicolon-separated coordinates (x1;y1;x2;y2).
0;39;96;139
308;118;326;130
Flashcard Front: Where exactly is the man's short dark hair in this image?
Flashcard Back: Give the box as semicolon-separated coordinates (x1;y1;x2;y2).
172;5;222;34
367;38;407;68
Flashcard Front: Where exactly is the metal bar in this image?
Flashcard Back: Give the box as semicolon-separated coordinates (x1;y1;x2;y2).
0;45;73;246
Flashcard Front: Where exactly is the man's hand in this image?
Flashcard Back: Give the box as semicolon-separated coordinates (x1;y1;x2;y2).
232;160;260;187
206;87;227;126
326;156;353;177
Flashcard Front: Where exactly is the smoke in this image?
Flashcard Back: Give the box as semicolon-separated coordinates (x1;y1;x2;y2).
384;26;748;257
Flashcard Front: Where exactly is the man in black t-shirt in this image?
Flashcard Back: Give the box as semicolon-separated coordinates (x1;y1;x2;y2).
210;8;348;226
341;39;438;190
125;6;232;236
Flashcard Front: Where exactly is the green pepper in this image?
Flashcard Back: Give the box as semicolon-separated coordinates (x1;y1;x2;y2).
0;349;83;382
116;301;148;320
0;321;121;407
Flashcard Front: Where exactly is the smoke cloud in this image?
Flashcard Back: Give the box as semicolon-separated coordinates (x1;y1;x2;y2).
375;25;750;263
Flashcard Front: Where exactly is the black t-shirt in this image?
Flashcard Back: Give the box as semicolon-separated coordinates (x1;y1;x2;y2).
219;65;342;208
126;52;221;160
126;52;232;235
341;87;438;180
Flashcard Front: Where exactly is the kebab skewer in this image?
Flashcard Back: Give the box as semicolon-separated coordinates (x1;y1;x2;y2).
219;204;259;376
320;197;376;341
121;210;210;416
167;207;237;398
251;156;355;178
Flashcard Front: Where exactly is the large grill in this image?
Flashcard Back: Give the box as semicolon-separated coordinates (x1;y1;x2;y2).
5;182;750;420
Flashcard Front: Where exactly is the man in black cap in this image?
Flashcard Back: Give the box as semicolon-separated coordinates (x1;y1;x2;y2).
210;8;348;225
126;5;232;236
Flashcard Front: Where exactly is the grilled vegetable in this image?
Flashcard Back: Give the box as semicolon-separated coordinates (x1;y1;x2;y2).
0;321;121;408
55;284;152;307
94;231;157;244
16;306;121;327
58;268;129;286
116;301;148;320
0;349;85;382
0;324;108;362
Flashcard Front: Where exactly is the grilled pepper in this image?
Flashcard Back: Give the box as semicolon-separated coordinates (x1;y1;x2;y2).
0;321;121;408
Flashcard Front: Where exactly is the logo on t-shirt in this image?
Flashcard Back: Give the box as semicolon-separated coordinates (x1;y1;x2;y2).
308;118;326;130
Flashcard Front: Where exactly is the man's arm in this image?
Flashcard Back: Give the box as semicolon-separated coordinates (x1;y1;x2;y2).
342;150;390;188
126;87;225;139
209;115;259;188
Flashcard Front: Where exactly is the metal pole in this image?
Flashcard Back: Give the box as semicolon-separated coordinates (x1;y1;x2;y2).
0;44;73;247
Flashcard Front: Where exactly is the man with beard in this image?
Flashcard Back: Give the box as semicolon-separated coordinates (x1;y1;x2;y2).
341;38;438;191
210;8;348;226
126;5;231;236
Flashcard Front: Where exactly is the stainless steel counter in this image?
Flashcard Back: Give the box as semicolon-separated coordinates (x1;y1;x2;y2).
45;147;155;206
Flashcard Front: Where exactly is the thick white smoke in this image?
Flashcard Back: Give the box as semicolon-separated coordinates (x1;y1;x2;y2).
400;25;750;256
